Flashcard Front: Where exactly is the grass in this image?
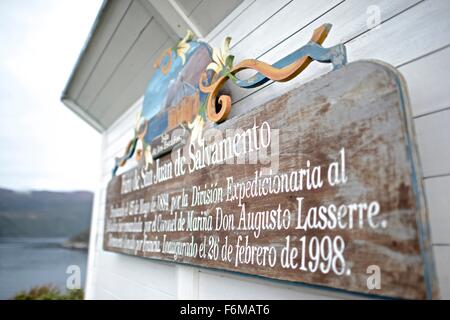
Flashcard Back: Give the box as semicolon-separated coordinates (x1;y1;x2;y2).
12;284;84;300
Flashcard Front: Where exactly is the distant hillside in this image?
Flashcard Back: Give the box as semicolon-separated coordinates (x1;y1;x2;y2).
0;188;93;237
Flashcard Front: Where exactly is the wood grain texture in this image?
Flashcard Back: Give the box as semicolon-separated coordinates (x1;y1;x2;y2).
103;61;437;299
86;0;450;301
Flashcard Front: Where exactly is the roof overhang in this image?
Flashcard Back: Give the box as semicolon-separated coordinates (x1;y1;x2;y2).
61;0;243;132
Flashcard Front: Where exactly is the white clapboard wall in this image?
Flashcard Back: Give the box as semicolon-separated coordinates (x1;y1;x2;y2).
86;0;450;299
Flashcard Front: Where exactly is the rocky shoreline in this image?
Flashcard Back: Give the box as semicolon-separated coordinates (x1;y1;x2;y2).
62;230;89;251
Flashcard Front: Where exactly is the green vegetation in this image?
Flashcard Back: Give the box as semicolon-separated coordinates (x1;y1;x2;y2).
12;284;84;300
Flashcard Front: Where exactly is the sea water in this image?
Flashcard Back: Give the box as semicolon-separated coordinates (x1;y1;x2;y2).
0;237;87;299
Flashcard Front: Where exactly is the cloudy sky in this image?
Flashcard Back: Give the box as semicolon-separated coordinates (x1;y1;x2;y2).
0;0;103;191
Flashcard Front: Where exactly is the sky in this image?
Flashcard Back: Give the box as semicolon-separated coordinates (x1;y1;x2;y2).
0;0;103;192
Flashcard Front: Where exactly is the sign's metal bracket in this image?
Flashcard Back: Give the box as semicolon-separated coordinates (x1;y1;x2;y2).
233;41;347;90
199;23;347;123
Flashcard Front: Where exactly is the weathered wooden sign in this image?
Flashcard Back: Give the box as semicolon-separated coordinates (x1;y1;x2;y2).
105;26;438;299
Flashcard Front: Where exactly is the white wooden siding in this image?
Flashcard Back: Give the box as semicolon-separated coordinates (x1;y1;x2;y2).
174;0;243;36
86;0;450;299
